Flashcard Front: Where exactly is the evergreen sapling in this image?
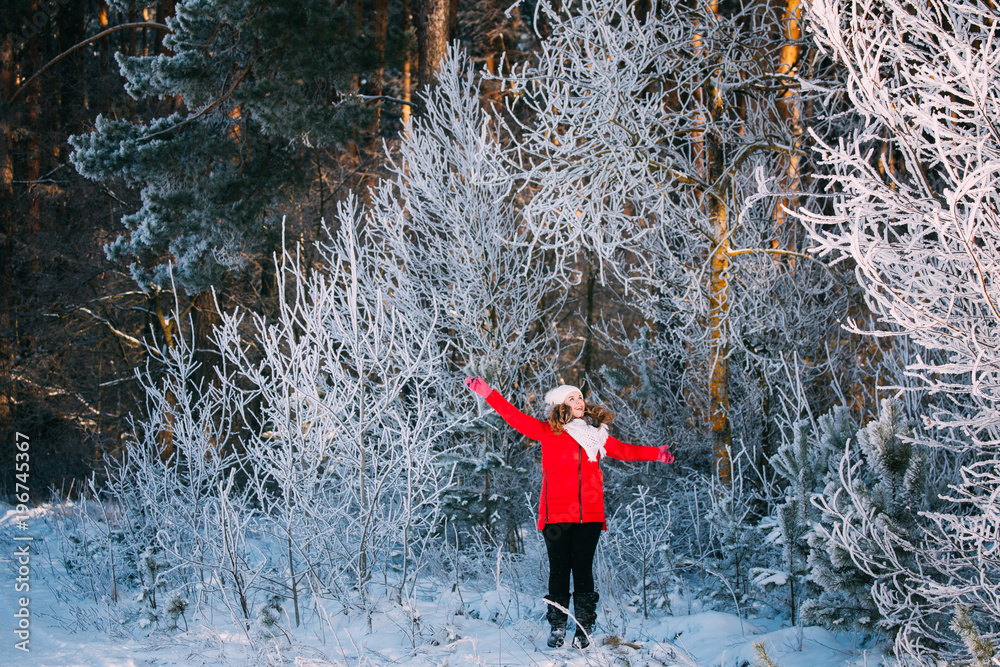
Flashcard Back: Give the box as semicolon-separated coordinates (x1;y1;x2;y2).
805;398;932;638
757;413;843;624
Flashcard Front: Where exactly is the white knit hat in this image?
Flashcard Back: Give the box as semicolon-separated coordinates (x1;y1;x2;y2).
544;385;582;406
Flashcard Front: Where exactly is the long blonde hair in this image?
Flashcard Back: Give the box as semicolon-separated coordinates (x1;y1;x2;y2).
547;403;615;435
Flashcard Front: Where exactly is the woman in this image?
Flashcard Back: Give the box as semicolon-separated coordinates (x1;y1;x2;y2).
465;376;674;649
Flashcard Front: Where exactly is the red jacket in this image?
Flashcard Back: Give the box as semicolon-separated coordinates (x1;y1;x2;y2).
486;390;659;530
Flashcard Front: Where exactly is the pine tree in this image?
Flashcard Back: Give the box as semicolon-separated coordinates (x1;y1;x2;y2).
255;595;284;638
69;0;394;292
804;398;930;636
951;606;996;667
753;408;848;624
165;590;189;631
706;470;762;599
766;413;843;624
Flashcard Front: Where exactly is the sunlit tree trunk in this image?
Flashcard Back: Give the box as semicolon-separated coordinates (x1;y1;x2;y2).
696;2;731;484
402;0;412;128
706;94;731;485
775;0;802;255
98;1;110;67
152;291;177;460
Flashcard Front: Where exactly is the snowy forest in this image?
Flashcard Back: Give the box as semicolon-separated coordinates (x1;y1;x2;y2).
3;0;1000;665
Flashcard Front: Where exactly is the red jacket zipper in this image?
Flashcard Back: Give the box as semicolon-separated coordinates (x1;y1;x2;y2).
578;447;583;522
542;471;549;524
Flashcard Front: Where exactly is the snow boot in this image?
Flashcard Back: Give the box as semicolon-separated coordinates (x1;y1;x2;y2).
544;594;570;647
571;591;599;648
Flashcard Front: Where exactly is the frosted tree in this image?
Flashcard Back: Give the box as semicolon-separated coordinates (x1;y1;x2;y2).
215;203;456;615
705;446;767;599
102;316;262;630
105;200;460;627
69;0;391;292
803;0;1000;444
951;606;996;667
601;485;675;620
504;0;850;480
104;316;251;562
758;411;846;624
912;456;1000;658
368;46;563;546
795;407;870;629
801;0;1000;659
806;399;935;642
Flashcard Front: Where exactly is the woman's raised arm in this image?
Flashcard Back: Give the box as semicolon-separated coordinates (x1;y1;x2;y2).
604;437;674;464
466;376;548;441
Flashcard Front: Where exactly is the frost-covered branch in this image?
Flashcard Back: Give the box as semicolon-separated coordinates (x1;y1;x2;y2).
802;0;1000;445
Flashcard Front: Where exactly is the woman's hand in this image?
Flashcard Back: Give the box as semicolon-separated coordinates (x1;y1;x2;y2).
656;445;674;464
465;376;492;398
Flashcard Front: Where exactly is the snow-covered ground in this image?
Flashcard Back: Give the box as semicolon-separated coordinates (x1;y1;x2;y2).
0;504;884;667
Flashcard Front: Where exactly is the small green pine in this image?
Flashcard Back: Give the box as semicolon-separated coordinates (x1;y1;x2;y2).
951;606;995;667
752;640;781;667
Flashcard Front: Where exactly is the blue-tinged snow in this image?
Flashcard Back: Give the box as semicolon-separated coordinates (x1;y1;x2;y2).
0;503;884;666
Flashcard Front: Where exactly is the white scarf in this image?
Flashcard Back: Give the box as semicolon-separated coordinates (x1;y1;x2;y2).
563;419;608;462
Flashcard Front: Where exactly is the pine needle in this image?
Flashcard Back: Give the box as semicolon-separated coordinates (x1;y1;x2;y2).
752;640;782;667
951;606;996;667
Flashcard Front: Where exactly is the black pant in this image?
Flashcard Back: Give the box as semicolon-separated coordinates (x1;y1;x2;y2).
542;522;602;598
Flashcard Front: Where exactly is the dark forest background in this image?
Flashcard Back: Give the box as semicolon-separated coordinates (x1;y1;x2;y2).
0;0;560;494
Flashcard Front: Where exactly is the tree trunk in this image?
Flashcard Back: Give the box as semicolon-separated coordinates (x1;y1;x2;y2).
25;3;42;240
59;0;88;136
415;0;449;89
775;0;802;255
98;2;110;67
449;0;458;48
707;153;731;485
0;34;15;445
580;249;599;393
155;0;176;54
700;2;731;484
372;0;389;111
402;0;413;129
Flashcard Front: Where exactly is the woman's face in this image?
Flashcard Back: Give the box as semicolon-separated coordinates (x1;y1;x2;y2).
563;391;586;418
